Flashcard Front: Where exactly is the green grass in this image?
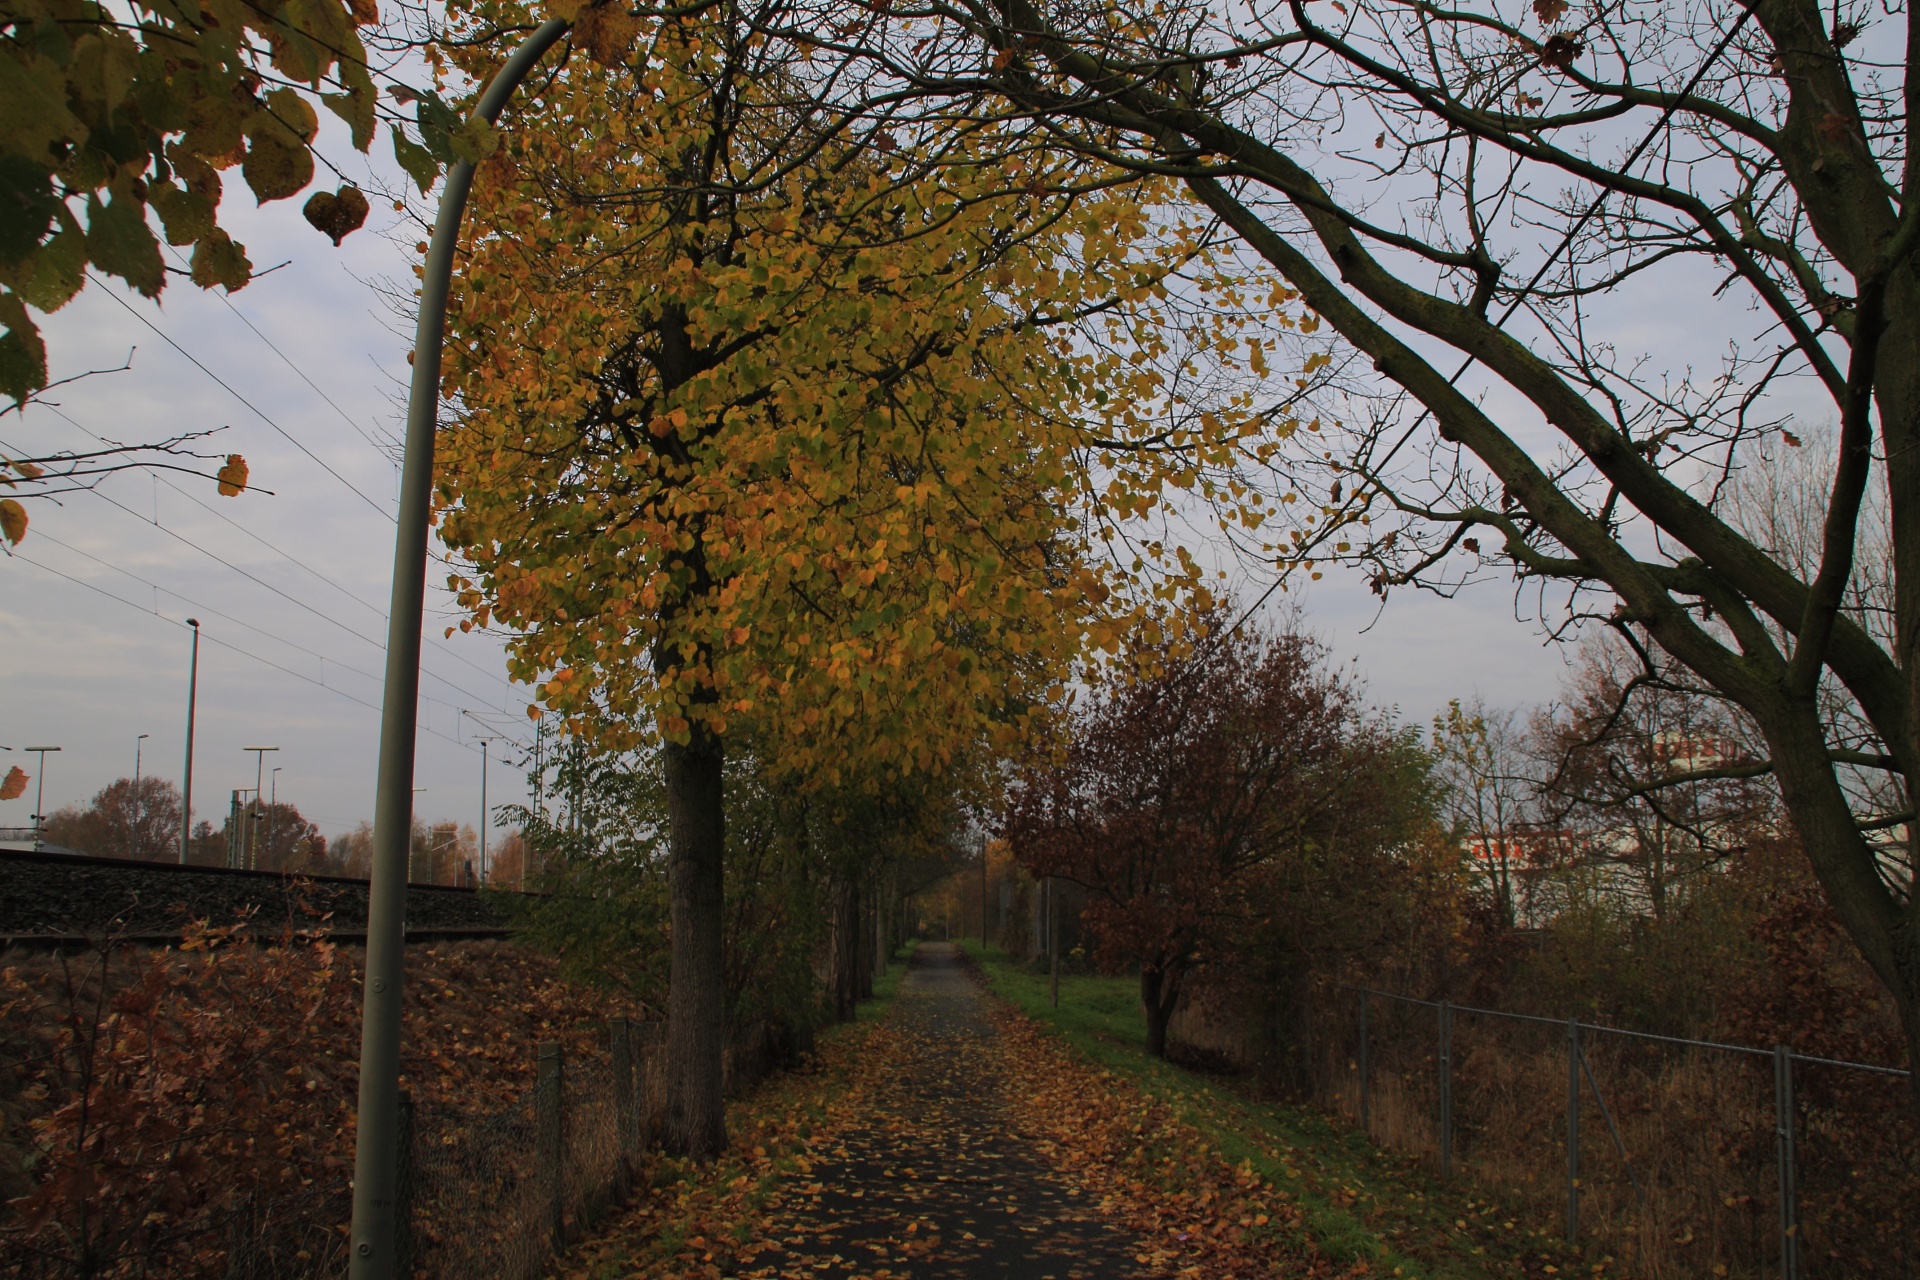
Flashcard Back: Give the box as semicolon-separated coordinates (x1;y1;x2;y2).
963;941;1595;1280
857;938;917;1021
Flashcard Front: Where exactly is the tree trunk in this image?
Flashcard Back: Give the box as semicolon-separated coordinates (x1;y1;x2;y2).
1140;964;1179;1059
663;722;726;1158
830;876;860;1021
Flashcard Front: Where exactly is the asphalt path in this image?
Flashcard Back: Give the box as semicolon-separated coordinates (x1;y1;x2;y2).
748;942;1157;1280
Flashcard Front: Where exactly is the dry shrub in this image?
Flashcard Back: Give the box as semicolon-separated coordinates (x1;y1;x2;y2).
0;914;643;1279
1304;837;1917;1279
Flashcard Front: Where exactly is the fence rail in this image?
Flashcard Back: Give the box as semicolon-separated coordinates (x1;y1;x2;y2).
1339;986;1910;1280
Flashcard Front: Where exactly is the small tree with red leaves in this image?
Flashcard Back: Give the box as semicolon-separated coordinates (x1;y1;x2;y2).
1006;615;1396;1058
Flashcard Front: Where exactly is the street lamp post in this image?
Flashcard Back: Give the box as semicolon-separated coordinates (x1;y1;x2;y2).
347;22;570;1278
462;710;493;886
179;619;200;864
270;766;281;869
134;733;149;858
26;746;61;852
243;747;279;871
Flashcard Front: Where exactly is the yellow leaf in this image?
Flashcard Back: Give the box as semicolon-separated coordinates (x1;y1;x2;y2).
215;454;250;496
0;498;26;544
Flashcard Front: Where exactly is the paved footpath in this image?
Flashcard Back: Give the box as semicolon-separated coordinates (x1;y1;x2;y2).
747;942;1157;1280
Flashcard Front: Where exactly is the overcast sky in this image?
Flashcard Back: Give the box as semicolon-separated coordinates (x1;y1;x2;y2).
0;118;1588;844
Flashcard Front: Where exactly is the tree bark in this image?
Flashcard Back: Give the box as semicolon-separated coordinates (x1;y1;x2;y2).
663;721;726;1158
1140;964;1179;1059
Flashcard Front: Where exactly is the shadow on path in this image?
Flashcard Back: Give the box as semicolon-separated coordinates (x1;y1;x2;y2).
749;942;1156;1280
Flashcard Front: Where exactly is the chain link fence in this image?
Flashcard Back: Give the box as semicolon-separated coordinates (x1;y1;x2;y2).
1315;987;1914;1279
0;1018;664;1280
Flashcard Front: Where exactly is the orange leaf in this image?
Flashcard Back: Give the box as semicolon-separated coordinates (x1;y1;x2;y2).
216;455;250;497
0;765;26;800
0;498;25;544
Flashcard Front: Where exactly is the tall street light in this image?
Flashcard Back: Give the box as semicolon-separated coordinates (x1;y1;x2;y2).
243;746;279;871
26;746;61;852
461;710;492;885
347;23;569;1278
179;619;200;864
270;766;282;868
133;733;150;858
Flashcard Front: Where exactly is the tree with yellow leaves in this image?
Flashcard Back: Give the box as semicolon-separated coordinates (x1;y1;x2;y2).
432;1;1297;1153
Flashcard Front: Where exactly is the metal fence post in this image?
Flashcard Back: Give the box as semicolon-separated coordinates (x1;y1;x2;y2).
1566;1016;1580;1244
1774;1045;1799;1280
611;1017;637;1164
393;1090;414;1279
536;1041;564;1252
1438;1000;1452;1178
1358;989;1370;1135
639;1023;658;1152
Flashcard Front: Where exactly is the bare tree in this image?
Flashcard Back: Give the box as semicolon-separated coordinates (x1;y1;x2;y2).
721;0;1920;1084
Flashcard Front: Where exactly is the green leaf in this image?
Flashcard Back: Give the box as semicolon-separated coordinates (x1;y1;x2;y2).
148;176;215;245
450;116;499;165
417;94;463;165
189;226;251;291
241;131;314;204
0;291;48;403
324;55;378;152
391;123;440;195
83;189;164;296
16;221;86;312
0;49;83;163
0;154;61;264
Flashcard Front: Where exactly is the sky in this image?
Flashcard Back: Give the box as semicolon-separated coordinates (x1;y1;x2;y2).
1;115;1593;845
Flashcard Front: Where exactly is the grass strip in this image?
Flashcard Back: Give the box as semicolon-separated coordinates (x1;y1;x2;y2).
965;942;1609;1280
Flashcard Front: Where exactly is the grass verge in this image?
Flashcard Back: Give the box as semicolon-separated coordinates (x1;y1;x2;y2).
964;941;1609;1280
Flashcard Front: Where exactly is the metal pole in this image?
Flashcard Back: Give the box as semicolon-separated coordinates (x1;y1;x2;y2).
537;1041;565;1250
269;766;280;867
27;746;60;852
1358;989;1370;1134
243;746;278;870
1567;1016;1580;1244
981;836;988;947
179;619;199;863
345;21;570;1280
1048;876;1059;1008
1774;1046;1799;1280
1438;1000;1452;1178
480;738;489;882
134;733;148;857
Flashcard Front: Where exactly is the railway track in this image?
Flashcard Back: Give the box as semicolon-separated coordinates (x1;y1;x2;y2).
0;846;517;949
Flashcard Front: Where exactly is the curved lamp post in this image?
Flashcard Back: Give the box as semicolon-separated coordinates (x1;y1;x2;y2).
348;20;569;1278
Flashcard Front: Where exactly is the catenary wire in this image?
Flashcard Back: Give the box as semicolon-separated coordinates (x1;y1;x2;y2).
10;548;532;754
85;273;397;522
38;404;523;697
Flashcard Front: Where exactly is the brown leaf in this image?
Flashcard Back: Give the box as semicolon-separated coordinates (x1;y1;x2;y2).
0;497;25;545
1532;0;1570;25
0;764;26;800
1540;33;1584;69
302;186;370;245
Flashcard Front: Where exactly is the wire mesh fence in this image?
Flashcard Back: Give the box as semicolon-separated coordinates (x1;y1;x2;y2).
1314;986;1915;1279
0;1017;666;1280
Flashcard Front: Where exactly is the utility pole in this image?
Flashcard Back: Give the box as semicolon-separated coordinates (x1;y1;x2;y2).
179;619;200;864
270;766;281;869
26;746;61;853
242;746;279;870
133;733;149;858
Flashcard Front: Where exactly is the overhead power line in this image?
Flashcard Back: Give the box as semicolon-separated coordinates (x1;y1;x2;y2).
85;273;397;522
13;548;530;755
39;404;522;698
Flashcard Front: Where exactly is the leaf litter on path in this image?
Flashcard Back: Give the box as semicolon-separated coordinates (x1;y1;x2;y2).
558;943;1341;1280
